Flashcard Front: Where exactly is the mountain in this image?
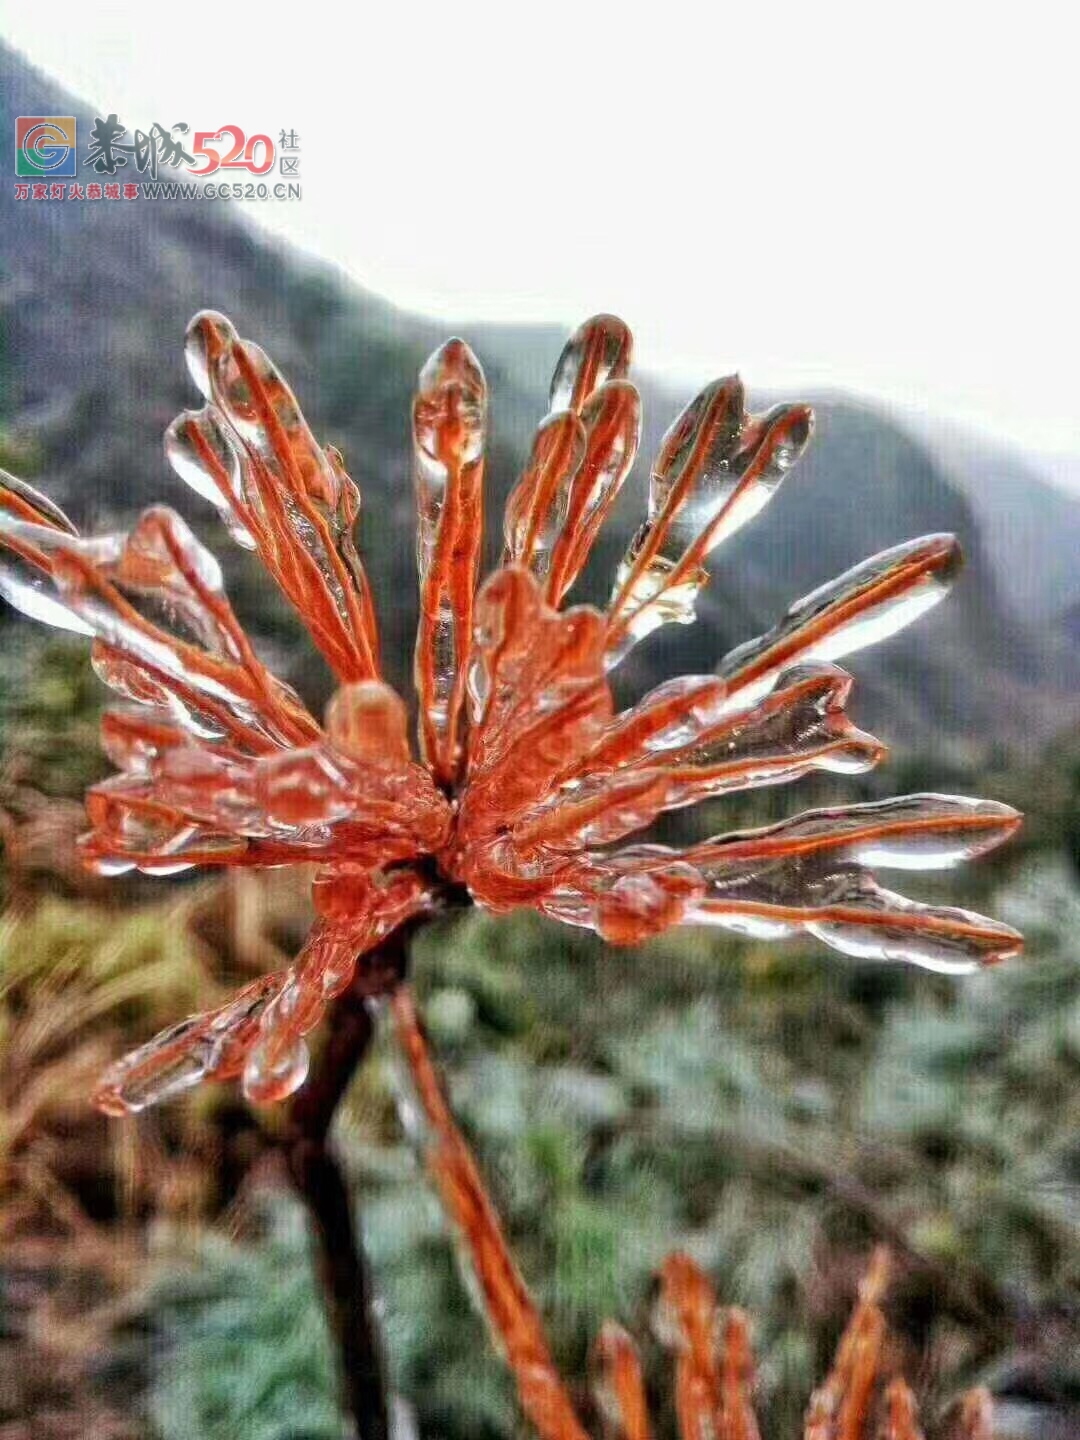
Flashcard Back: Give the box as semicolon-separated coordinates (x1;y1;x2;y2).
2;42;1078;759
897;412;1080;625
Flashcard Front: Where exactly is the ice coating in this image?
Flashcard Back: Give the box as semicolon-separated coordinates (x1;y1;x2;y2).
93;972;288;1115
503;789;1022;966
166;405;256;550
545;380;641;604
324;679;410;765
692;869;1021;972
0;467;78;534
0;516;96;636
516;666;887;852
242;867;434;1105
688;794;1021;872
537;851;704;946
548;313;633;416
0;502;318;751
679;795;1022;970
718;534;962;710
81;700;451;878
507;316;638;607
167;310;380;683
0;311;1023;1117
455;567;612;860
618;665;885;790
503;411;587;577
607;379;814;659
578;673;732;765
94;868;436;1115
412;337;488;784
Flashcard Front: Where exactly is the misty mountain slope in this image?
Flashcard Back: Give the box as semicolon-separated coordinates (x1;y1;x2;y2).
2;41;1077;754
898;412;1080;625
600;393;1063;749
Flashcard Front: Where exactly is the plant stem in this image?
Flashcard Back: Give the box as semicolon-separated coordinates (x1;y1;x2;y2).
283;921;417;1440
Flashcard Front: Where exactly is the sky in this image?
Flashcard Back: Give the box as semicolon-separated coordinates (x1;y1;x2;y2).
5;2;1078;459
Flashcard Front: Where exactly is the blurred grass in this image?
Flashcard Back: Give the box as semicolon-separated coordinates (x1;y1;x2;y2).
0;627;1077;1438
0;637;107;800
1;892;241;1241
140;862;1079;1440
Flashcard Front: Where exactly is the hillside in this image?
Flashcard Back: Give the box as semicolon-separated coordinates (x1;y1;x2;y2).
2;42;1078;755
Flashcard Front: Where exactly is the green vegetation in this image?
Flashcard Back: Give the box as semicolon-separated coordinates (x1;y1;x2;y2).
148;1213;343;1440
1;592;1078;1440
135;855;1079;1440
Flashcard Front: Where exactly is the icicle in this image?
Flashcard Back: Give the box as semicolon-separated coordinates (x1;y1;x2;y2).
503;411;587;577
607;380;813;660
167;310;381;682
412;338;487;784
548;314;633;416
92;972;287;1114
718;535;961;711
546;380;641;604
0;468;78;534
515;666;886;852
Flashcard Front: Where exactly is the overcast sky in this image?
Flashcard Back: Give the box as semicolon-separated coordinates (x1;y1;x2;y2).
6;3;1078;459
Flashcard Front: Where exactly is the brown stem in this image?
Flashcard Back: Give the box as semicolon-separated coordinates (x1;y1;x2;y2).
282;919;419;1440
391;984;591;1440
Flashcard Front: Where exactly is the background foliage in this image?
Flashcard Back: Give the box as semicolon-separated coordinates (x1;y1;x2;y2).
2;628;1077;1440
